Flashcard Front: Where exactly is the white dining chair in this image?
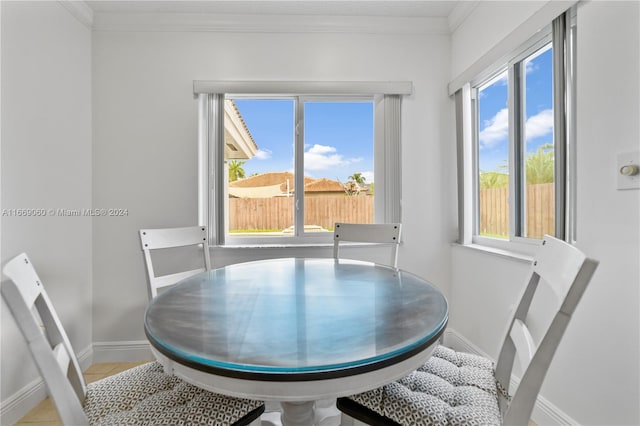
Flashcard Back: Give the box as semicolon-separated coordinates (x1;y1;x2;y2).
1;252;264;426
337;235;598;426
333;223;402;268
139;225;211;299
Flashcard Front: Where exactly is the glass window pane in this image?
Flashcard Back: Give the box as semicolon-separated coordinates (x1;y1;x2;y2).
522;44;554;239
303;101;374;233
225;98;295;237
477;71;509;239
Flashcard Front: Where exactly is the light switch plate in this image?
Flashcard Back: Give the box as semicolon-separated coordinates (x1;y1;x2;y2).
617;151;640;190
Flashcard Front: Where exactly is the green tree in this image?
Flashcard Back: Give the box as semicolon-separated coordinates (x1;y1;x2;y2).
228;160;246;182
348;172;366;185
478;144;554;189
526;143;554;184
341;172;368;196
479;171;509;189
479;161;509;189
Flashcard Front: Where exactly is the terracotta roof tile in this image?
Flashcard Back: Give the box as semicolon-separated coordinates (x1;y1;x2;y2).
230;172;314;191
304;178;344;192
229;172;368;195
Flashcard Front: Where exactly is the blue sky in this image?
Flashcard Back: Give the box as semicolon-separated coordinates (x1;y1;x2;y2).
233;99;374;183
478;45;554;172
233;46;553;181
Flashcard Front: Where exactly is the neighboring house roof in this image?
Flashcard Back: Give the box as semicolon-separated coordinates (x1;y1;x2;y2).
229;172;369;198
230;171;295;188
230;172;315;192
224;100;258;160
303;178;345;192
228;183;285;199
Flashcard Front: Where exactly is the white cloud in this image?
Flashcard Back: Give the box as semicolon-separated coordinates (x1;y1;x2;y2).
304;144;361;171
307;144;335;155
479;108;553;148
525;109;553;142
361;171;374;183
479;108;509;148
254;149;272;160
525;59;537;75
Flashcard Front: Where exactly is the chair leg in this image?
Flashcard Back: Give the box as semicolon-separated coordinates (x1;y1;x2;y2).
340;412;355;426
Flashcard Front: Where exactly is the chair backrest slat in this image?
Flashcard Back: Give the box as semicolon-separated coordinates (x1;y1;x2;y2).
2;254;42;308
139;226;211;299
140;226;208;250
2;253;89;425
53;342;72;375
533;235;587;302
151;269;207;289
509;319;536;372
494;236;598;425
333;223;402;268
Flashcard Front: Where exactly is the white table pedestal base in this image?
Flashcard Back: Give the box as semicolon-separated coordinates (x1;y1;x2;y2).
260;399;340;426
280;401;315;426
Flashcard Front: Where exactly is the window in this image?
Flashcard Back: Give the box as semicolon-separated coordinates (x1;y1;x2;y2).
225;97;374;241
195;82;411;246
476;69;511;239
456;11;576;251
475;43;555;240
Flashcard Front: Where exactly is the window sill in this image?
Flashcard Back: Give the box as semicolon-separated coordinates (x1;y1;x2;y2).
212;241;398;250
451;242;534;264
212;243;332;250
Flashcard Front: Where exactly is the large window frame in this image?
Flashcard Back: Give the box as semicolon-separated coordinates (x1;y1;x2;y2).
455;10;576;254
195;81;411;246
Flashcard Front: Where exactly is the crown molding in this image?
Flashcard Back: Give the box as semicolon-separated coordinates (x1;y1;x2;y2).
92;12;450;35
447;1;480;33
58;0;93;29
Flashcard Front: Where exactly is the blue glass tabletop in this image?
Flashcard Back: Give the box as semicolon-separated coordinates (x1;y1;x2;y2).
144;258;448;381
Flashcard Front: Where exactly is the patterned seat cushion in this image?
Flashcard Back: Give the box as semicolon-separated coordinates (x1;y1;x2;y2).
341;345;501;426
84;362;264;425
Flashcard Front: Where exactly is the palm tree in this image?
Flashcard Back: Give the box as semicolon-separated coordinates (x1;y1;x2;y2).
228;160;246;182
343;172;367;196
348;172;366;185
526;143;554;184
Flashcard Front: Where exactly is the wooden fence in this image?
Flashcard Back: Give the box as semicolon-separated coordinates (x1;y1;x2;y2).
479;183;554;239
229;184;553;238
229;196;373;231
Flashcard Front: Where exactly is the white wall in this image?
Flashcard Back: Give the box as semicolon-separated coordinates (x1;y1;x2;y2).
449;2;640;425
450;1;549;79
7;3;636;425
0;1;92;423
91;27;454;344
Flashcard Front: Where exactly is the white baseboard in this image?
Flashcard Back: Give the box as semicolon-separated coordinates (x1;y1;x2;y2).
442;327;487;354
0;376;48;426
443;328;579;426
92;340;153;363
0;344;93;426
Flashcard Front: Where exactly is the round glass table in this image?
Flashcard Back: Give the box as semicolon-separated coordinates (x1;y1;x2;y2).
145;258;448;426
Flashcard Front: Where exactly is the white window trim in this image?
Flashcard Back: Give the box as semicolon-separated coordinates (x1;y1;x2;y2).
454;9;576;257
194;81;412;96
195;81;411;246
